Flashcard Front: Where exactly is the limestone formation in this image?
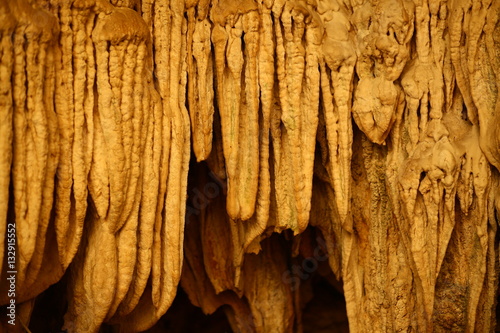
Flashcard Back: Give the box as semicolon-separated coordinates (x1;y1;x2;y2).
0;0;499;332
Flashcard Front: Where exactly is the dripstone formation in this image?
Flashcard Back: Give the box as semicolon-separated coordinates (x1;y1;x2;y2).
0;0;499;332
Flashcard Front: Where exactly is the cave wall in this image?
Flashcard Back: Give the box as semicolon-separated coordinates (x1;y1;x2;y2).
0;0;499;332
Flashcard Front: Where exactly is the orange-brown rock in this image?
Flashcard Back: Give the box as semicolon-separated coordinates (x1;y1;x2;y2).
0;0;499;332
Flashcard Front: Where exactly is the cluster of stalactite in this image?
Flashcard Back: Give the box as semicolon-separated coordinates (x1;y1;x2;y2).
0;0;499;332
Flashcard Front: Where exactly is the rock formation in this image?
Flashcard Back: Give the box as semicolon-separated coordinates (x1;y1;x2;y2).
0;0;499;332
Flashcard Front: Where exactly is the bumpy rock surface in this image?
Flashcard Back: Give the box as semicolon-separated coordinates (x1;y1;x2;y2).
0;0;499;332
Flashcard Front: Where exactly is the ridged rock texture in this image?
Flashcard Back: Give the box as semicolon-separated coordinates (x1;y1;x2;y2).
0;0;499;332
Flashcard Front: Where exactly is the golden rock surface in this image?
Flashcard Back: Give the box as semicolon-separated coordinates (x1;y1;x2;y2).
0;0;499;332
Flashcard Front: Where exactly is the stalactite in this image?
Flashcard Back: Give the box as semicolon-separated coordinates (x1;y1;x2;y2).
1;0;499;332
0;0;15;288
